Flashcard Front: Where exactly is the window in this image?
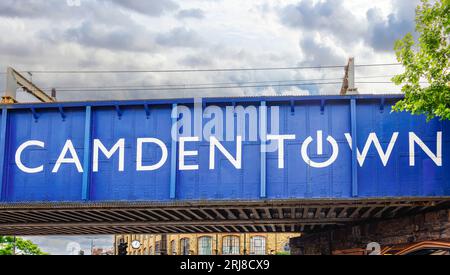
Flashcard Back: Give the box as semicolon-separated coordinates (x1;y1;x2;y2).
198;236;213;255
170;240;177;255
180;238;190;255
222;236;240;255
250;236;266;255
155;241;161;255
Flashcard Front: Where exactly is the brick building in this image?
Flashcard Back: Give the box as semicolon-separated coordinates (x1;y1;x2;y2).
116;233;300;255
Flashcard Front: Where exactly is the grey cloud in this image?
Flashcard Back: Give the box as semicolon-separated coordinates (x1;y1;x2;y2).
299;36;346;65
179;54;214;67
60;21;157;52
279;0;349;66
155;27;205;48
0;0;178;20
177;8;205;19
365;0;418;51
0;0;68;18
109;0;178;16
280;0;419;53
280;0;365;43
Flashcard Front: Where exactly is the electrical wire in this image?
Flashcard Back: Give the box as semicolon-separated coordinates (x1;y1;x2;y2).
42;77;346;91
55;82;343;92
25;63;402;74
41;75;403;91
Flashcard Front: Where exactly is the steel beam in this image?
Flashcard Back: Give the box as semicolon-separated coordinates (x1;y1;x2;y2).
0;108;7;201
82;106;92;200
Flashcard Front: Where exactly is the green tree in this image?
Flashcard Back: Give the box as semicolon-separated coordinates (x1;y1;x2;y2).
392;0;450;120
0;236;47;255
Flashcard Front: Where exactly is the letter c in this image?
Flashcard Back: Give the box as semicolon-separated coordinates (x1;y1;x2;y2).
15;140;45;173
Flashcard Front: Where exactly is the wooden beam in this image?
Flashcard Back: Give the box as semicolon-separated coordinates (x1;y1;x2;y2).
374;206;390;218
225;209;238;220
290;208;296;219
198;209;215;220
278;208;284;219
169;209;192;221
130;210;159;221
302;207;309;219
264;208;272;219
362;207;377;219
338;207;349;218
145;210;170;221
315;207;323;219
349;208;361;218
237;208;249;220
156;209;181;221
251;209;261;220
105;210;135;221
184;209;204;220
210;209;226;220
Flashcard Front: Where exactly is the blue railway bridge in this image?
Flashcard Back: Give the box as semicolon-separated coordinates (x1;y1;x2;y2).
0;94;449;235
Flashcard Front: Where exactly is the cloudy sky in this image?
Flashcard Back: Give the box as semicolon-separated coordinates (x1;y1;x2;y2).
3;0;419;254
0;0;420;102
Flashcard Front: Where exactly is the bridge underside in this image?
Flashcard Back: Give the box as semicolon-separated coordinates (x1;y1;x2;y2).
0;198;449;236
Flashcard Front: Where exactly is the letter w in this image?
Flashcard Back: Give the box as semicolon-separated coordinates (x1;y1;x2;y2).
345;133;399;167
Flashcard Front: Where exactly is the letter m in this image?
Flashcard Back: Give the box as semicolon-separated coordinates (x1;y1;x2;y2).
93;139;125;172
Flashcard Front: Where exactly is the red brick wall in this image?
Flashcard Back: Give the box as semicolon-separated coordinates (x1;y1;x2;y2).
290;209;450;255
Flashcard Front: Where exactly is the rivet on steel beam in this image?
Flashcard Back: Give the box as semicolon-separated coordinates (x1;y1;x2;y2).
58;107;66;121
143;104;150;119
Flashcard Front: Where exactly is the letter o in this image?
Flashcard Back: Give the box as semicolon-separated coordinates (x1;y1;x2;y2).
301;136;339;168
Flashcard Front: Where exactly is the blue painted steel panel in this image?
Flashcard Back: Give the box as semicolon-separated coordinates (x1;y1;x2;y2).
350;99;358;197
0;108;7;200
5;108;85;201
82;106;92;200
170;104;178;199
0;96;448;203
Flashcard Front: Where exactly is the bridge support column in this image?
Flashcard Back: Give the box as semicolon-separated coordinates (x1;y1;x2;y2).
290;208;450;255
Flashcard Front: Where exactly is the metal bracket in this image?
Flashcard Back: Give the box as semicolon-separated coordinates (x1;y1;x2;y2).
115;105;123;120
380;98;385;113
58;107;66;121
143;104;150;119
290;100;295;115
30;108;40;122
320;99;326;114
